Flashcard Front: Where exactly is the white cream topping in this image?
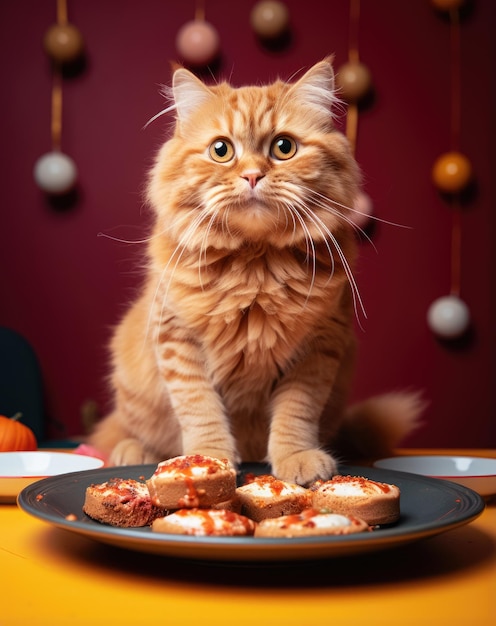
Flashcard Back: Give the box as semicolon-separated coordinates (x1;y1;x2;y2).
156;465;213;479
164;511;231;532
309;513;352;528
154;455;230;479
323;482;371;496
238;481;306;498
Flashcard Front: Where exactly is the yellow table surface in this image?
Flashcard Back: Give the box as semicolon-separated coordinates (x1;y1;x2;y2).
3;449;496;626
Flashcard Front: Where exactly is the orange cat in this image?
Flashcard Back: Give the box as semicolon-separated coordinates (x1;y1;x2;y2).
90;58;423;485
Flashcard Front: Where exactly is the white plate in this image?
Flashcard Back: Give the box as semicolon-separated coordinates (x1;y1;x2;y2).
0;451;104;503
17;463;484;562
374;455;496;496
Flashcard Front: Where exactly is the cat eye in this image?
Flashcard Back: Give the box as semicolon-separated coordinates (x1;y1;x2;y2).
209;139;235;163
271;136;297;160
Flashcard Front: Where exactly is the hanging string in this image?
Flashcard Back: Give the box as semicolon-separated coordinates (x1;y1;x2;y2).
56;0;68;25
51;74;63;151
345;0;360;154
195;0;205;21
50;0;69;152
449;7;462;297
450;7;461;151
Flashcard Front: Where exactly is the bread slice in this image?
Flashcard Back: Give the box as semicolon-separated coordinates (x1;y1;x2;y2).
255;508;370;537
152;508;256;536
311;475;400;526
83;478;167;527
146;454;237;509
236;474;312;522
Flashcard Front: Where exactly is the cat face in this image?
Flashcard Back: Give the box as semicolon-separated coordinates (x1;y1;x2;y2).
148;59;360;251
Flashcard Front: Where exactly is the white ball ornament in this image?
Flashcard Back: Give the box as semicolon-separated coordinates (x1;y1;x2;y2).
427;295;470;339
34;151;77;194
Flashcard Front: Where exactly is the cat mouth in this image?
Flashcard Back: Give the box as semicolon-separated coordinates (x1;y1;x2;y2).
236;196;270;213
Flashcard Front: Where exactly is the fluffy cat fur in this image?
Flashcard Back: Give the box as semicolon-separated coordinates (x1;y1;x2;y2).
90;58;423;485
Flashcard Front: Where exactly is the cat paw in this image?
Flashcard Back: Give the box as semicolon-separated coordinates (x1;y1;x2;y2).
271;449;338;486
110;438;157;466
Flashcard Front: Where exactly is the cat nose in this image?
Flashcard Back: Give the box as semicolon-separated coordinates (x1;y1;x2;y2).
241;169;265;189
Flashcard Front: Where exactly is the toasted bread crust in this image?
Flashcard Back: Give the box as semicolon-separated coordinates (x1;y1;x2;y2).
83;478;167;527
152;508;256;536
311;475;400;525
146;455;237;509
236;474;312;522
255;508;370;537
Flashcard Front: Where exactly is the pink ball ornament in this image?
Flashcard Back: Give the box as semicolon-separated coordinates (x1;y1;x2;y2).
33;151;77;195
351;191;373;229
176;20;220;67
427;295;470;339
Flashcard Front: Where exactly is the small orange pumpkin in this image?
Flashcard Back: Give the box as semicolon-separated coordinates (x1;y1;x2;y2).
0;413;38;452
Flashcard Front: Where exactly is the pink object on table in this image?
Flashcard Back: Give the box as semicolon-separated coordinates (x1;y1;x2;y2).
73;444;108;464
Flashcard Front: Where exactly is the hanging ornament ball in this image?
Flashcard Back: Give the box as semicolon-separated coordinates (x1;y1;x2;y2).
427;295;470;339
176;20;220;67
336;61;372;103
250;1;290;39
34;151;77;195
432;151;472;194
43;23;84;64
351;191;374;229
431;0;465;11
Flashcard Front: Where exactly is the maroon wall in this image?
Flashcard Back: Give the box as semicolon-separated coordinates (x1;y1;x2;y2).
0;1;494;446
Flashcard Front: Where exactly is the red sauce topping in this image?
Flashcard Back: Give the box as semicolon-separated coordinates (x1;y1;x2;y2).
90;479;149;504
173;509;254;535
155;455;227;476
244;474;292;495
330;475;394;494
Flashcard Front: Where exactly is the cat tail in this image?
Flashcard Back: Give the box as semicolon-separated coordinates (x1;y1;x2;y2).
334;391;427;460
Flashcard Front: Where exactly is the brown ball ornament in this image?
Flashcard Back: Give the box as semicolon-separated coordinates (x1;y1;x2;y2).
43;23;84;64
431;0;465;11
336;61;372;103
250;1;290;39
432;151;472;193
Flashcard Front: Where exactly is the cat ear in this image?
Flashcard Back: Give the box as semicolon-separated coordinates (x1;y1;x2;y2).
172;68;214;122
287;57;338;120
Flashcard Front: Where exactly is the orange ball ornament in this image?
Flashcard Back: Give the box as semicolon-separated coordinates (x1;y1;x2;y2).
43;23;84;64
432;151;472;193
0;414;37;452
336;61;372;103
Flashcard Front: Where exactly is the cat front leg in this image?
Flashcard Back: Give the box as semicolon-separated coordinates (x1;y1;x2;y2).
157;337;240;465
268;342;349;485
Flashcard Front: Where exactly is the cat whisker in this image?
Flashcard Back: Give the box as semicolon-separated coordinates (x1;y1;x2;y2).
299;186;375;248
97;230;154;245
198;209;222;290
317;221;366;327
295;199;367;328
146;207;210;346
282;202;318;304
143;103;177;130
321;191;412;231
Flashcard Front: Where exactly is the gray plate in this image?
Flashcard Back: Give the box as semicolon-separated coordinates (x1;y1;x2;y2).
17;463;485;562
